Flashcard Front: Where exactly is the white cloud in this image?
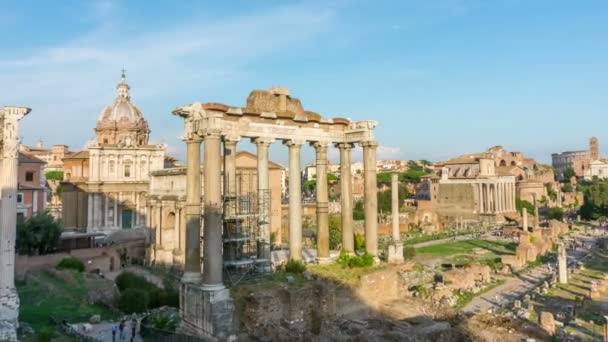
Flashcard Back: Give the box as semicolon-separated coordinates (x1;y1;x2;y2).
0;3;335;152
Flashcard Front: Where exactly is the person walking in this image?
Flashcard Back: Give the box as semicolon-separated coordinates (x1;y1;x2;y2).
119;320;125;340
111;323;118;342
130;318;137;342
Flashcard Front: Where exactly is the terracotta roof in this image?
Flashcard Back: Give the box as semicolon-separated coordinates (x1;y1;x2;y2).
18;152;45;164
63;151;89;159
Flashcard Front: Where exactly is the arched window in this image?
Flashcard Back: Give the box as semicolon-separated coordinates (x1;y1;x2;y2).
499;160;507;167
510;161;516;166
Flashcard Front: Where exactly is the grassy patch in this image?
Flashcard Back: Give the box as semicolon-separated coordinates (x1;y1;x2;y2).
454;279;506;308
415;240;516;265
307;262;384;287
17;270;118;333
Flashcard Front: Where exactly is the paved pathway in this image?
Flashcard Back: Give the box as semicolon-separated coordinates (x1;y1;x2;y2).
462;230;601;314
75;321;143;342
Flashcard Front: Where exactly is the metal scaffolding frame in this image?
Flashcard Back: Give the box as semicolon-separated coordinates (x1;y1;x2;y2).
222;189;270;285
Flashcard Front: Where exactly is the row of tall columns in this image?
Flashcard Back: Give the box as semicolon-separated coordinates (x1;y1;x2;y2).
478;182;516;214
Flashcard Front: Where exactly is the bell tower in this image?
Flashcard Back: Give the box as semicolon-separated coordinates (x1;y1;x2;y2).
590;137;599;161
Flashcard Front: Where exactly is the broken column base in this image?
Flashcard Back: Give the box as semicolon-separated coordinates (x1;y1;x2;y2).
387;242;404;264
179;283;236;341
0;288;20;341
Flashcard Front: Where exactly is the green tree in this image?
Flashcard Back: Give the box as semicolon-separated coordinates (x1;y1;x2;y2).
580;179;608;220
546;207;564;221
377;185;408;213
16;212;62;255
563;167;576;182
45;171;64;181
516;199;534;216
545;183;557;202
562;183;573;193
328;215;342;250
353;201;365;220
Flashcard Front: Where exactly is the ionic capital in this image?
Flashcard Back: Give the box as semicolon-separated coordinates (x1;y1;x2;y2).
311;141;329;152
252;137;275;146
283;139;305;148
335;142;354;150
200;128;223;138
224;134;241;144
360;140;379;150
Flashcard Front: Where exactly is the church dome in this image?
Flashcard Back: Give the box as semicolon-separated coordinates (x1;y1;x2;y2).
95;72;150;146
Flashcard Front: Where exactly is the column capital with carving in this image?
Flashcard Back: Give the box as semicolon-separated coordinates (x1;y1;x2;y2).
335;142;354;150
224;134;241;144
311;141;329;151
283;139;305;147
252;137;275;146
360;140;379;149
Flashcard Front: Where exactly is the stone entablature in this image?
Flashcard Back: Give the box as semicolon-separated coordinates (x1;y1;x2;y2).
88;144;165;183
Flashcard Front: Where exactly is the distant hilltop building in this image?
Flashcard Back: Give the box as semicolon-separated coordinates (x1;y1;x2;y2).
552;137;599;180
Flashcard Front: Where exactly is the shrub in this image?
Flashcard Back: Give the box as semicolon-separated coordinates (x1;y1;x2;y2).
118;288;150;314
56;257;85;272
403;246;416;259
354;233;365;252
336;249;374;268
115;272;156;292
285;259;306;274
328;215;342;250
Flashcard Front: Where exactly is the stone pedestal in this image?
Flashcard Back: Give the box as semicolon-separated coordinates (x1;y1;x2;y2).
387;242;404;264
180;283;235;341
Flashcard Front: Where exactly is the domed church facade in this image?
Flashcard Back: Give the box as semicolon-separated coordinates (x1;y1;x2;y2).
62;73;166;234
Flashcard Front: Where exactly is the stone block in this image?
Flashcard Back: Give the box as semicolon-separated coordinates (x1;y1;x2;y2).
180;283;236;340
387;242;404;264
539;311;556;335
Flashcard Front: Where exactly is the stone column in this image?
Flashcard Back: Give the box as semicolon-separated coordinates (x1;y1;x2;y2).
337;143;354;253
174;205;181;251
362;141;378;256
533;195;540;229
202;131;224;290
0;106;29;341
183;138;203;283
522;208;528;231
478;183;484;214
313;142;329;260
113;193;118;228
253;137;273;263
388;173;404;263
391;174;400;241
285;140;303;261
223;135;239;198
558;242;568;284
135;193;140;227
87;193;93;229
156;203;162;246
105;195;110;227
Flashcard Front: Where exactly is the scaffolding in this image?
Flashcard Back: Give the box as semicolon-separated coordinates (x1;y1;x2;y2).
222;189;270;285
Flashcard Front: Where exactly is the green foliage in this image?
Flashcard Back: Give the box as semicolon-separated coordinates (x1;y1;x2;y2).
562;183;573;193
336;249;374;268
403;246;416;259
118;288;150;314
328;215;342;250
354;232;365;252
44;171;64;181
285;259;306;274
115;272;156;292
546;207;564;221
377;184;408;214
146;312;179;332
35;327;56;342
516;199;534;216
353;201;365;220
580;179;608;220
56;257;85;272
115;272;178;311
327;173;338;183
545;183;557;201
563;167;576;182
303;179;316;193
16;212;63;255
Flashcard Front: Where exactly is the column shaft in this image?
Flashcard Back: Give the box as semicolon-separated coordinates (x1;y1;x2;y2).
286;140;303;261
113;193;118;228
362;141;378;256
254;138;273;260
183;138;203;282
391;174;400;241
338;143;354;252
314;142;329;259
202;133;223;289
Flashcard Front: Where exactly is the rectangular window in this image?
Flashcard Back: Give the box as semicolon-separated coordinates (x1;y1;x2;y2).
17;193;24;204
25;171;34;182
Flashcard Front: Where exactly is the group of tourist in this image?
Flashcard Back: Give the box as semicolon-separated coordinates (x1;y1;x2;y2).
111;318;138;342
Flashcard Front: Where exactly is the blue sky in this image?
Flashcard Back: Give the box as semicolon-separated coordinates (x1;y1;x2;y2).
1;0;607;165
